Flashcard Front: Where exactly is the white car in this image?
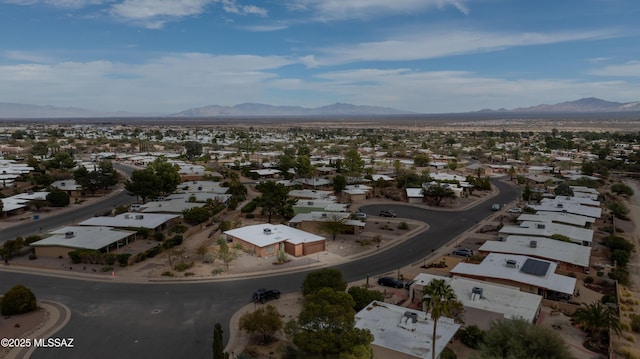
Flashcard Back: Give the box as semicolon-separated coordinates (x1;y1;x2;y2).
507;207;522;214
354;212;367;220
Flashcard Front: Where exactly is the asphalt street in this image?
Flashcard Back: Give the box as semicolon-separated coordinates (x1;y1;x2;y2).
0;179;519;359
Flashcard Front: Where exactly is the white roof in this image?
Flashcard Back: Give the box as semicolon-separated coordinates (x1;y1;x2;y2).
179;181;228;194
1;197;28;212
371;174;394;181
288;189;335;200
479;235;591;267
545;196;600;207
450;253;577;295
499;221;593;244
412;273;542;324
251;169;281;176
294;178;332;187
530;201;601;218
406;188;424;198
289;211;351;224
224;224;325;247
14;191;49;201
50;179;82;191
31;226;136;250
516;212;595;227
138;199;203;213
79;212;179;229
355;301;459;359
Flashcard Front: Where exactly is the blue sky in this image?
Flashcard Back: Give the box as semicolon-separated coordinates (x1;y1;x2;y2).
1;0;639;114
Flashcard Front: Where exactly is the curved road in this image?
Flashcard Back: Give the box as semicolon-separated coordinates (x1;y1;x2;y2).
0;180;519;359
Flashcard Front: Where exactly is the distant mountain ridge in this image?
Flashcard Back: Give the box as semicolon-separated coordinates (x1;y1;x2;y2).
2;97;640;118
490;97;640;113
170;102;413;117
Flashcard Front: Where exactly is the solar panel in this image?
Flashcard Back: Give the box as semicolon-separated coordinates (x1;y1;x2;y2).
520;258;550;276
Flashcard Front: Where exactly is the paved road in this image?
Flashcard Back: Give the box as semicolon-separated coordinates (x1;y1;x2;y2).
0;179;519;359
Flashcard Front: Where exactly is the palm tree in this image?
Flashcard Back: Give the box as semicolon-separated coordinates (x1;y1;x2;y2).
422;279;464;359
573;302;621;345
507;165;517;181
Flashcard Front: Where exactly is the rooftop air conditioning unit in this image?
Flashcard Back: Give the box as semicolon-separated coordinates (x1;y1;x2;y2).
321;213;327;217
65;231;75;238
530;240;538;248
403;311;418;323
124;214;131;219
557;203;563;208
506;259;517;268
537;223;546;229
263;228;272;235
135;215;144;220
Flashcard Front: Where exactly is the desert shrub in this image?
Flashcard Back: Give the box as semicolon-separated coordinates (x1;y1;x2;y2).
104;254;116;266
240;200;257;213
398;221;409;230
174;261;194;272
145;245;162;258
117;253;131;267
135;252;146;263
1;285;37;315
161;271;174;277
585;276;595;284
245;213;255;219
440;347;457;359
601;294;617;304
170;224;187;234
461;325;485;349
154;231;165;241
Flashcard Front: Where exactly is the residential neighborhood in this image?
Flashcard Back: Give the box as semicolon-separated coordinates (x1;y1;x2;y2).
1;122;639;359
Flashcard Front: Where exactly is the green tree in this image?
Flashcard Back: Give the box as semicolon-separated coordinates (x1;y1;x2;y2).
608;201;630;219
422;279;464;359
96;159;120;189
318;214;349;241
573;302;621;346
479;318;573;359
1;284;37;315
255;181;297;223
183;141;203;160
302;268;347;296
294;287;373;357
295;154;315;179
422;183;456;206
239;305;283;343
554;182;574;197
522;183;533;202
611;183;634;196
30;141;49;159
46;189;70;207
182;206;210;224
125;167;161;203
333;174;347;193
276;148;296;174
46;151;76;170
343;149;365;178
212;322;225;359
507;166;517;181
148;156;181;196
347;286;384;311
216;238;238;270
73;165;100;196
414;153;430;167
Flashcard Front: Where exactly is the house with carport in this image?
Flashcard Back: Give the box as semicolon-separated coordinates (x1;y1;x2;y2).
30;226;136;258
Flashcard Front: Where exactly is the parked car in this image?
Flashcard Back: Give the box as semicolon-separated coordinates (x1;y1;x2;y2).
252;288;281;303
490;203;501;211
379;210;397;217
452;248;474;257
378;277;404;288
507;207;522;214
354;212;367;220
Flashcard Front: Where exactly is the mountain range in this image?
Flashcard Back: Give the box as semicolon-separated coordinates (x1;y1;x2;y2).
1;97;639;118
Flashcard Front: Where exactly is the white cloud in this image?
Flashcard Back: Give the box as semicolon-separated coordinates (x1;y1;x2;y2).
311;28;617;66
589;61;640;77
110;0;212;20
2;50;51;63
2;0;107;8
289;0;469;21
241;24;288;32
0;53;295;112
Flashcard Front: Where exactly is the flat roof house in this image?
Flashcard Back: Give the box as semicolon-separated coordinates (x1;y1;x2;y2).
498;221;594;246
354;301;460;359
224;224;325;258
79;212;180;232
408;273;542;330
479;235;591;273
30;226;136;258
450;253;577;298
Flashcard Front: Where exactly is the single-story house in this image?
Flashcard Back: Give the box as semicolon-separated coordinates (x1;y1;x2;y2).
408;273;542;330
79;212;180;232
224;224;326;258
30;226;136;258
354;300;460;359
450;253;577;298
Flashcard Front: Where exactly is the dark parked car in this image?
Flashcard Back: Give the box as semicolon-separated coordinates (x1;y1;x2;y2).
404;279;416;290
378;277;404;288
379;210;396;217
252;288;281;303
452;248;474;257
